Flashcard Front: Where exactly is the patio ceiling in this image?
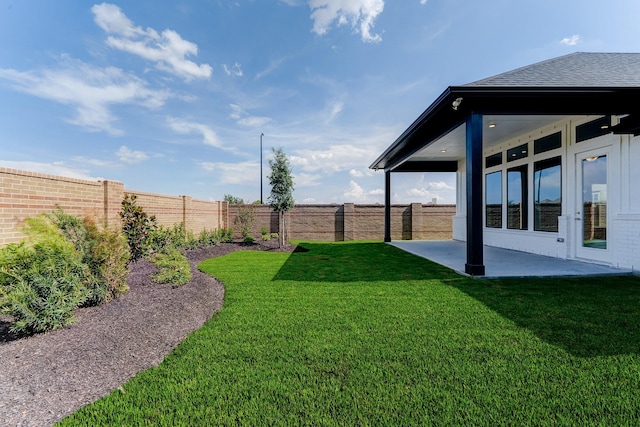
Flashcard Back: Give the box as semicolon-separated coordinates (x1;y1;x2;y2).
405;114;580;163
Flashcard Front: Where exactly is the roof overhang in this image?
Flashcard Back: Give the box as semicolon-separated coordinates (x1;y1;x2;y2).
370;86;640;172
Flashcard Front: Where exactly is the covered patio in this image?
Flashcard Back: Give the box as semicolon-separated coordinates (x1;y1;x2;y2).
390;240;633;278
371;53;640;276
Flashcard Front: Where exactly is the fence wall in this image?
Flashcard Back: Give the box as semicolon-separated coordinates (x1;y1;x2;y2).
1;167;454;246
0;168;226;246
228;203;455;242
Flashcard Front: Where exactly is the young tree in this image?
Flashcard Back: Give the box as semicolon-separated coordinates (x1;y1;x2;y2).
234;202;256;242
268;147;294;247
223;194;244;204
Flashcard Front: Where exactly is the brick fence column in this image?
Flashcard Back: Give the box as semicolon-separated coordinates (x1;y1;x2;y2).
103;180;124;230
411;203;423;240
182;195;193;233
343;203;355;241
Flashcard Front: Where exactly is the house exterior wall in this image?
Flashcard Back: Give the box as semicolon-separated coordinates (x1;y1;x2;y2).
452;116;640;272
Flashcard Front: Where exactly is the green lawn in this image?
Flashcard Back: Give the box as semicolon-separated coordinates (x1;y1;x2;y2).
59;242;640;426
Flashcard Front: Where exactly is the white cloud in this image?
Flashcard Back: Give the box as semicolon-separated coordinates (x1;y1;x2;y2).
198;160;259;185
167;117;231;150
349;168;375;178
405;179;455;203
92;3;212;81
229;104;244;120
229;104;272;128
560;35;580;46
0;57;171;135
71;156;118;168
238;116;273;127
289;144;373;173
309;0;385;43
293;172;322;187
420;0;427;4
116;145;149;164
0;160;100;181
327;100;344;121
426;180;454;191
343;180;382;202
222;62;244;77
256;56;288;80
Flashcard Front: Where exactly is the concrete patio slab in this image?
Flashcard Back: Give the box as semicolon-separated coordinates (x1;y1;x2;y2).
389;240;634;278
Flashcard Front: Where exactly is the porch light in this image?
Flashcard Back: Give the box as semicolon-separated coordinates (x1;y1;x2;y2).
488;122;496;128
452;97;463;110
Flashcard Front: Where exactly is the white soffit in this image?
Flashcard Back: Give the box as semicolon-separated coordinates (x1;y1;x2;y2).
409;115;570;162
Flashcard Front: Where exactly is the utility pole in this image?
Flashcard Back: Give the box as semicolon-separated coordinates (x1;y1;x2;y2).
260;133;264;204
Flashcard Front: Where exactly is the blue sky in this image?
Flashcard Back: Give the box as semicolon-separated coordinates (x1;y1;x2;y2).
1;1;639;204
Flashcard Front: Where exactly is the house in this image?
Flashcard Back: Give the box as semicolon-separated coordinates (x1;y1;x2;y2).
370;52;640;275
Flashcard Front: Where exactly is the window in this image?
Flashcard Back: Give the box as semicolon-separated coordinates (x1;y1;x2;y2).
486;153;502;168
534;157;561;232
507;143;529;162
534;132;562;154
576;116;611;143
507;165;528;230
485;171;502;228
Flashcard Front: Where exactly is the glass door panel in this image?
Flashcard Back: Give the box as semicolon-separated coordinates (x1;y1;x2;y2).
581;155;607;249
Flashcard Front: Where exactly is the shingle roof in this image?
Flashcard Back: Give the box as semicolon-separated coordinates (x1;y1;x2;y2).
370;52;640;171
464;52;640;87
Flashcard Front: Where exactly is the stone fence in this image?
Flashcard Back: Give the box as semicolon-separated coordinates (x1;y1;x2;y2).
0;167;455;246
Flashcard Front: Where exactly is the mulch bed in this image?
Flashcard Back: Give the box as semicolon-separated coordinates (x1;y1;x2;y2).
0;240;297;426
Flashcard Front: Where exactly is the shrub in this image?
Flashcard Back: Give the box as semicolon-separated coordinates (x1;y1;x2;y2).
222;228;234;243
148;222;187;253
83;218;130;304
270;232;279;240
150;247;191;286
48;209;130;306
120;194;157;262
260;227;271;241
234;204;256;240
197;228;223;247
243;236;255;243
0;216;89;335
48;208;91;260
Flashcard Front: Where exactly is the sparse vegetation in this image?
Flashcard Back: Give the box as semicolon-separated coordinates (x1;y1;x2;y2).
234;203;256;242
150;247;191;287
261;226;270;241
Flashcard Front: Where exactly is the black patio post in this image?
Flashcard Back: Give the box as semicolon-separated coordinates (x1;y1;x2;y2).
465;112;486;276
384;170;391;242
